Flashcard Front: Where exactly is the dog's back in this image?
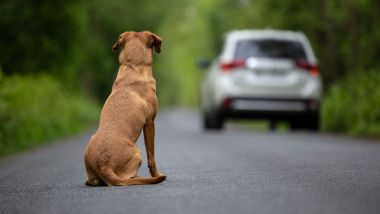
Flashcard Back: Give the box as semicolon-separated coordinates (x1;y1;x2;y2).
97;65;157;142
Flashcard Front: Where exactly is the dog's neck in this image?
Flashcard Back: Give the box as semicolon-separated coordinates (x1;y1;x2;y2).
114;65;155;86
120;64;153;76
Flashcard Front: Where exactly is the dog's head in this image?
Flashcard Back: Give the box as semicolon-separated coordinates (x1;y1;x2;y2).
112;31;162;65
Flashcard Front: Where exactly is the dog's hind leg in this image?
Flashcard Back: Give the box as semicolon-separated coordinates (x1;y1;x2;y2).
85;177;105;186
119;152;142;179
84;161;105;186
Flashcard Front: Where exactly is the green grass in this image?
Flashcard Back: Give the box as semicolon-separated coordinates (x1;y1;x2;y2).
0;72;100;157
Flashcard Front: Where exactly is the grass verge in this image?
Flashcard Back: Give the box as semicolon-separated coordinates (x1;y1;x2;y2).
0;72;100;157
322;69;380;138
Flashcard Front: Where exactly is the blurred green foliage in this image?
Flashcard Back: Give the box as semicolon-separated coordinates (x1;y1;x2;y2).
0;0;86;86
1;0;380;104
0;0;380;144
81;0;170;100
0;72;99;157
322;70;380;138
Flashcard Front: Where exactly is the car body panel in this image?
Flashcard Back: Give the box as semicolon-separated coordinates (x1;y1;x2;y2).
200;29;321;130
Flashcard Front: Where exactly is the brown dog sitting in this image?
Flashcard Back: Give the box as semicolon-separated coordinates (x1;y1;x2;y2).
84;31;166;186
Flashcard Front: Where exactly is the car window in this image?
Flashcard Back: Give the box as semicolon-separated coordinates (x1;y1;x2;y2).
234;39;307;60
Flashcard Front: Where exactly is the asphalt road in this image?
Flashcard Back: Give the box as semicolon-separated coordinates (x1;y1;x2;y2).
1;109;380;214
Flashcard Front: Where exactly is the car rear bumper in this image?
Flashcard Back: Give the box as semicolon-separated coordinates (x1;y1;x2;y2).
218;97;319;120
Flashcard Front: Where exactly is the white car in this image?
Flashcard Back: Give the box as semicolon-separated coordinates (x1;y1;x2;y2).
199;29;322;131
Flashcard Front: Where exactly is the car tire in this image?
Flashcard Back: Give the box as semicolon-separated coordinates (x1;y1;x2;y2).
307;112;320;131
289;120;302;130
203;111;224;130
289;112;319;131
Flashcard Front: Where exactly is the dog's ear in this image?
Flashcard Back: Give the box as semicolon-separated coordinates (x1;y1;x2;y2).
112;32;128;51
145;31;162;53
151;33;162;53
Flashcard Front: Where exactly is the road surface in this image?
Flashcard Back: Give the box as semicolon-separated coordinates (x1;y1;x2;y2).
1;109;380;214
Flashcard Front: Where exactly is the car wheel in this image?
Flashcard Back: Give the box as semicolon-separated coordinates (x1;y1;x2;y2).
203;111;224;130
289;112;319;131
307;112;320;131
289;119;302;130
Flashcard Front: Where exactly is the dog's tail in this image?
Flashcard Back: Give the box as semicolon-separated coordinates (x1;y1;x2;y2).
100;167;166;186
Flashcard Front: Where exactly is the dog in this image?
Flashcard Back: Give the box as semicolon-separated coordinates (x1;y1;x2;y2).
84;31;166;186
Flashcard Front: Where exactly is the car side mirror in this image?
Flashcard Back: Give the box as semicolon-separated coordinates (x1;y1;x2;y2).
197;58;211;69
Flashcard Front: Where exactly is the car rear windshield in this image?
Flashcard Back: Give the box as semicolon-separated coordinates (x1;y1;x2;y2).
234;39;307;60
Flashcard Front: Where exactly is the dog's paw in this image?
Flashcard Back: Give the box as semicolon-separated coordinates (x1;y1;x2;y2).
156;174;167;180
157;174;167;182
150;169;165;178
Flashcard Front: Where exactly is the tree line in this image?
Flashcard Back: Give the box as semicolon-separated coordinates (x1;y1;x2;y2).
1;0;379;103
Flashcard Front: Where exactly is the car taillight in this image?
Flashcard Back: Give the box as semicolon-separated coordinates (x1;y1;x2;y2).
220;59;246;72
295;59;320;77
221;98;233;108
